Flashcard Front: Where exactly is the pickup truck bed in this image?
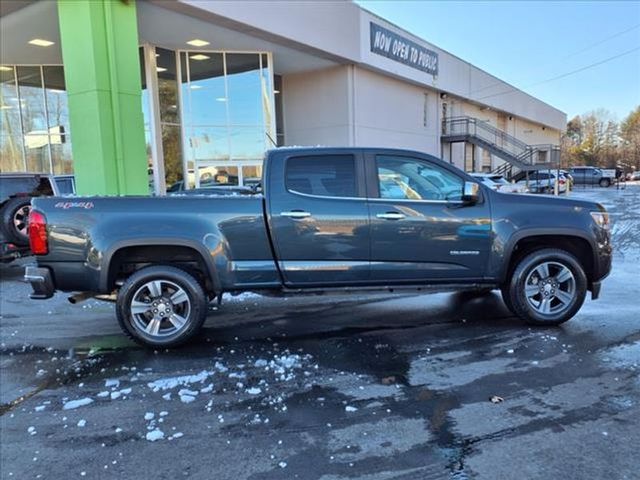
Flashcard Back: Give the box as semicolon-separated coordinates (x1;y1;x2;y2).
26;147;612;347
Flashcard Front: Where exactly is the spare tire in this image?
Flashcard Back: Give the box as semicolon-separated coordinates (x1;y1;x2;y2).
1;197;32;246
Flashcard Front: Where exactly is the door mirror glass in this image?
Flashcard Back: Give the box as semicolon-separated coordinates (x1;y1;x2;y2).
462;181;480;203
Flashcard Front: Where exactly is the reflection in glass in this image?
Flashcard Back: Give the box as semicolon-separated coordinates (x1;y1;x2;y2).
242;165;263;186
229;126;265;161
1;135;24;172
184;52;226;126
190;126;229;162
199;165;238;186
16;66;47;134
181;51;274;186
162;124;184;186
50;139;73;174
156;48;180;125
43;66;69;134
1;66;24;171
274;75;284;146
226;53;262;126
1;65;75;174
24;134;50;172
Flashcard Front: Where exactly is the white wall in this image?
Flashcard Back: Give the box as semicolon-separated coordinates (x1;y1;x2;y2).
282;66;352;147
352;67;440;154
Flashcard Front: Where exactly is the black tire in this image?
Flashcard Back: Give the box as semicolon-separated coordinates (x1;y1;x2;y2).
116;265;208;348
504;248;587;326
1;197;32;246
500;285;514;312
599;178;611;188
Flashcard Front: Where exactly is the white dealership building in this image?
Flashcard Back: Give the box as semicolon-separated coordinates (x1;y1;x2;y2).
0;0;565;192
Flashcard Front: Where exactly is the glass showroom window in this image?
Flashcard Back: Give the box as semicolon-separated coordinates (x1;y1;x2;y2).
180;51;275;187
0;65;71;174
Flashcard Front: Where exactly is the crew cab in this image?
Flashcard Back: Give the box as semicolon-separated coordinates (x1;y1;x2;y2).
25;148;612;347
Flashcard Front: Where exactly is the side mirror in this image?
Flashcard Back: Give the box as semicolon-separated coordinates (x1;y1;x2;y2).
462;181;480;203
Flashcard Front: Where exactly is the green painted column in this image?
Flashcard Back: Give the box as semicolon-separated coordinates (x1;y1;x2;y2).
57;0;148;195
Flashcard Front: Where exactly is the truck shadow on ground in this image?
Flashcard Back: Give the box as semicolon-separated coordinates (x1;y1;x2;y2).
198;291;523;347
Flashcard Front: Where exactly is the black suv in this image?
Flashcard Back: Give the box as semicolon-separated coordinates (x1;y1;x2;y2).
0;173;75;262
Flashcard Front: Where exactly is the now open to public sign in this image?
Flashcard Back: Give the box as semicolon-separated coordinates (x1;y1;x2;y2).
369;22;439;76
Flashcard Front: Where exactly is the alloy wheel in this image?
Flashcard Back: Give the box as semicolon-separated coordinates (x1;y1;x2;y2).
130;279;191;338
13;205;31;238
524;261;576;315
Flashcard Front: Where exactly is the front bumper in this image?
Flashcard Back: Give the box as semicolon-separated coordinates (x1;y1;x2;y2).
24;266;55;299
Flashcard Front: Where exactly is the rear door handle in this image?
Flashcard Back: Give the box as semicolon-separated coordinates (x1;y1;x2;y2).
376;212;405;220
281;210;311;219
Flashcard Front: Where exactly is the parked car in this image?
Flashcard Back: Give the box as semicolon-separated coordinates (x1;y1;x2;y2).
25;147;611;348
559;170;574;189
470;173;529;193
514;171;568;194
0;173;75;262
630;171;640;182
568;166;612;188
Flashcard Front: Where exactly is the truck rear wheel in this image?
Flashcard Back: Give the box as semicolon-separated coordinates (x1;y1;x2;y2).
116;266;208;348
599;178;611;188
1;197;32;246
504;248;587;326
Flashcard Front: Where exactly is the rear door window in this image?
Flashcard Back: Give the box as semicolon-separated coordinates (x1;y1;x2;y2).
285;155;357;198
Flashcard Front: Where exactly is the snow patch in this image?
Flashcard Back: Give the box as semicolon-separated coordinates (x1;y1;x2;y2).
146;429;164;442
147;371;212;391
63;398;93;410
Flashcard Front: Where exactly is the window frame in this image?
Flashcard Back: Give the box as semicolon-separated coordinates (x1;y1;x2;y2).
283;152;367;200
364;152;470;204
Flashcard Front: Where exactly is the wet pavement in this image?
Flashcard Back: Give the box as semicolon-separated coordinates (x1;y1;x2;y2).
1;185;639;479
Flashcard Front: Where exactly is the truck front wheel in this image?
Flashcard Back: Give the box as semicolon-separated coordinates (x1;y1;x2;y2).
116;266;208;348
503;248;587;326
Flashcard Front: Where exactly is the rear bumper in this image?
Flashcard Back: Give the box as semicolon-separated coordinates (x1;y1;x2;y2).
24;266;55;299
1;242;29;263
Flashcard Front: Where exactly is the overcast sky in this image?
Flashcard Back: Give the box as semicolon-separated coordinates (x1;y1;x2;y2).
356;0;640;121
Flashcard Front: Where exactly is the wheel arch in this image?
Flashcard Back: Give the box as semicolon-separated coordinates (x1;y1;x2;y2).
500;229;597;285
101;238;221;294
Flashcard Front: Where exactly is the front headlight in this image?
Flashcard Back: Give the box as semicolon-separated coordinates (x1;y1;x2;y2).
590;211;610;229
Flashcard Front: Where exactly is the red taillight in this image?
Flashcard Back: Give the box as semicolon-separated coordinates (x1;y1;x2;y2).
559;179;566;185
29;211;48;255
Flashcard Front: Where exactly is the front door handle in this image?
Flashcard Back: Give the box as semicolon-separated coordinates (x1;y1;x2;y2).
281;210;311;219
376;212;405;220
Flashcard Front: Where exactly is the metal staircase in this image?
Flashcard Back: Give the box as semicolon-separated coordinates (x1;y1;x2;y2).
441;116;560;177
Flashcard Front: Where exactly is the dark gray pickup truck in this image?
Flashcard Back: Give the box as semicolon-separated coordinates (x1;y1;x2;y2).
25;148;612;347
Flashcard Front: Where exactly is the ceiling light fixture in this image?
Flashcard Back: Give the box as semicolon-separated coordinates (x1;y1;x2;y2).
1;105;12;110
0;66;12;72
215;97;227;102
190;54;210;61
190;85;203;90
156;67;167;73
28;38;54;47
186;39;210;47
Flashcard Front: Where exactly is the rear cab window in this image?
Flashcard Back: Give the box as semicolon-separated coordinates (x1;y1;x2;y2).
285;155;358;198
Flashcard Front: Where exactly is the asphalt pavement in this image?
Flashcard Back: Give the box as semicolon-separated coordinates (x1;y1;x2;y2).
1;184;639;480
